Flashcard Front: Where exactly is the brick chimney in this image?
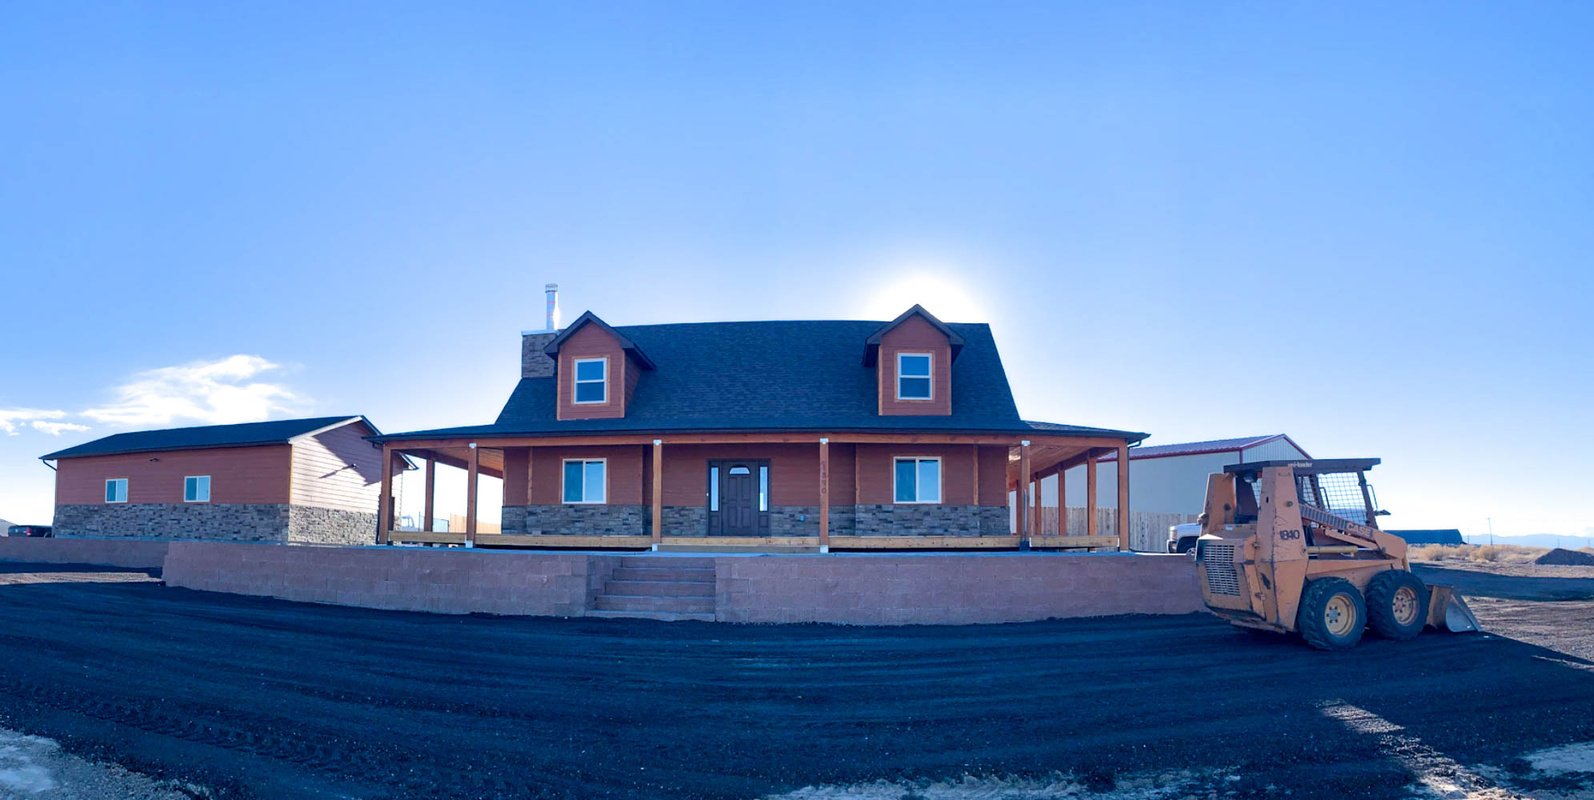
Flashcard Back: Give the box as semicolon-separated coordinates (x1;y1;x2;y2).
520;283;559;378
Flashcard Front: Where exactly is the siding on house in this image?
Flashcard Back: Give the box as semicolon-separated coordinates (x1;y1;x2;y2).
876;314;953;416
289;420;383;513
54;445;293;506
555;324;628;421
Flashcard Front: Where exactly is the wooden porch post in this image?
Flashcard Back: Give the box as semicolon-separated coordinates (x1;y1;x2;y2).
1086;451;1098;539
1018;440;1032;545
651;439;663;551
1116;442;1131;551
1058;465;1068;536
377;443;394;544
422;457;435;533
818;437;831;553
465;443;479;547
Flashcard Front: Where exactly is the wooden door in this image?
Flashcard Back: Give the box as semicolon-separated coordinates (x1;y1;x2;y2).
709;460;770;536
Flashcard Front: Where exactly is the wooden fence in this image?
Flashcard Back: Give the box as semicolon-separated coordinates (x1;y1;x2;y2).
1033;508;1200;552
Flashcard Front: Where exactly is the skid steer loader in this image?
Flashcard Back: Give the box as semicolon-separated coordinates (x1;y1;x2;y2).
1192;459;1480;651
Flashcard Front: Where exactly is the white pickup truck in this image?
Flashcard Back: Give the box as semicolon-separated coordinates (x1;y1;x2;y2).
1167;522;1201;554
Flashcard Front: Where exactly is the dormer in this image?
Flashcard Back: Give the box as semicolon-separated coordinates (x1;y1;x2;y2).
543;311;655;421
864;305;963;416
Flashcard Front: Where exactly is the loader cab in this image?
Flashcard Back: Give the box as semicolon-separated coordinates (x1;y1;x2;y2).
1223;458;1387;530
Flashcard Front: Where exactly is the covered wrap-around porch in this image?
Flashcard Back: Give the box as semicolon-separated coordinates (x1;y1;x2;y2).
375;430;1133;552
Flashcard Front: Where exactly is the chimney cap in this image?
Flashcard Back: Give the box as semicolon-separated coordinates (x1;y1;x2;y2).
545;283;559;291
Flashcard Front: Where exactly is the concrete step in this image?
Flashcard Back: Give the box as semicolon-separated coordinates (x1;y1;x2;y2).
587;609;716;623
593;594;715;614
603;579;715;598
610;567;715;583
616;556;716;569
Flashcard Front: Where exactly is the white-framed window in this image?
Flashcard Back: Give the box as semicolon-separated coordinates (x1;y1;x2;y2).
573;357;608;404
183;475;211;503
105;478;128;504
562;459;607;504
893;457;942;504
897;353;933;400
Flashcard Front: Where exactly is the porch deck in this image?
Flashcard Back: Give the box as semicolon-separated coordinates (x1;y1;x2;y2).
384;531;1121;551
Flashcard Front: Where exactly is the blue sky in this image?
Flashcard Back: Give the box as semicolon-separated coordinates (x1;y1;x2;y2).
1;2;1590;536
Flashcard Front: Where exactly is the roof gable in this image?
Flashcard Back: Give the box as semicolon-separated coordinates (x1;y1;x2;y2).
543;311;656;370
40;416;368;460
863;305;965;366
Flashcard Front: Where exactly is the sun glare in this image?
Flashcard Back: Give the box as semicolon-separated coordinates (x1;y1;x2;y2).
856;271;990;323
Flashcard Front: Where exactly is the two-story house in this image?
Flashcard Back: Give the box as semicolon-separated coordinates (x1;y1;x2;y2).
373;302;1146;551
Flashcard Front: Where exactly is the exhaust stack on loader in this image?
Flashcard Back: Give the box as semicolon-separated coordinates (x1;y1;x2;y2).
1192;458;1479;650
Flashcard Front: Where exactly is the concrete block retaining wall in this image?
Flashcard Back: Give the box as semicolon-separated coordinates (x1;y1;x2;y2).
0;537;169;570
162;542;593;616
160;543;1201;624
715;553;1203;625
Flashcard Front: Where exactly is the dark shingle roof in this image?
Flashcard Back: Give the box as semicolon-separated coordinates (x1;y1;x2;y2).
378;319;1146;442
41;416;364;460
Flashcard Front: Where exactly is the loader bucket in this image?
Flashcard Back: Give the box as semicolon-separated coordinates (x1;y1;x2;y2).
1426;584;1482;633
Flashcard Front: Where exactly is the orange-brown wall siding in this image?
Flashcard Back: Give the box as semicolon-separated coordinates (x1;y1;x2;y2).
556;325;627;420
527;445;644;505
655;444;858;508
877;315;953;416
55;445;293;506
506;442;1006;510
855;443;1006;506
289;421;383;513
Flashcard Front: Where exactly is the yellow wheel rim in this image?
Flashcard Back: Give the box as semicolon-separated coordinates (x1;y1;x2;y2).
1324;594;1357;637
1393;586;1419;626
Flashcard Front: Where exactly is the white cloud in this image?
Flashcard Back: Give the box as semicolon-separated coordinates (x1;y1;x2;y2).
0;409;69;436
30;421;90;436
81;355;306;428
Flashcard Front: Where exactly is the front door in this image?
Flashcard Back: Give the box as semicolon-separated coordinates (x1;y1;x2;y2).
709;460;769;536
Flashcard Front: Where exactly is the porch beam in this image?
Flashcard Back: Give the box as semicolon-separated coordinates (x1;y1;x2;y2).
1058;465;1067;536
377;443;394;544
651;439;663;550
1086;451;1098;538
422;457;435;533
1018;440;1032;544
818;437;831;553
465;443;479;547
1116;442;1131;551
378;432;1129;451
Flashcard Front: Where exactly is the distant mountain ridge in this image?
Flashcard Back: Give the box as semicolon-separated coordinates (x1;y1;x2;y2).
1465;533;1594;549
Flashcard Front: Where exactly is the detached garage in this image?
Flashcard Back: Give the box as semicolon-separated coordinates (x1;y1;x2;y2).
41;416;395;545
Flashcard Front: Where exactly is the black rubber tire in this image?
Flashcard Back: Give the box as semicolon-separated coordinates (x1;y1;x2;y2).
1175;539;1196;555
1296;577;1367;651
1366;570;1428;641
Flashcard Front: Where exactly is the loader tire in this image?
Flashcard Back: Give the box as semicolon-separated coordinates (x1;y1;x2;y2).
1297;577;1366;651
1367;570;1428;641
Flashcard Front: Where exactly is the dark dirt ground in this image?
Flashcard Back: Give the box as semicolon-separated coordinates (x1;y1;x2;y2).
0;562;1591;799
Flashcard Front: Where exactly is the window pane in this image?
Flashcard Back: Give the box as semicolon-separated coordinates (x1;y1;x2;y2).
918;460;941;503
574;381;605;403
584;461;606;503
575;359;605;381
709;467;719;511
900;354;930;377
106;481;116;502
184;477;196;501
894;459;917;502
196;476;210;502
899;377;931;399
759;465;768;512
563;461;584;502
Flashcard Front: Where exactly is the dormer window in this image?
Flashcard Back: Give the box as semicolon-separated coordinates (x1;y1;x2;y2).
573;358;607;404
897;353;932;400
